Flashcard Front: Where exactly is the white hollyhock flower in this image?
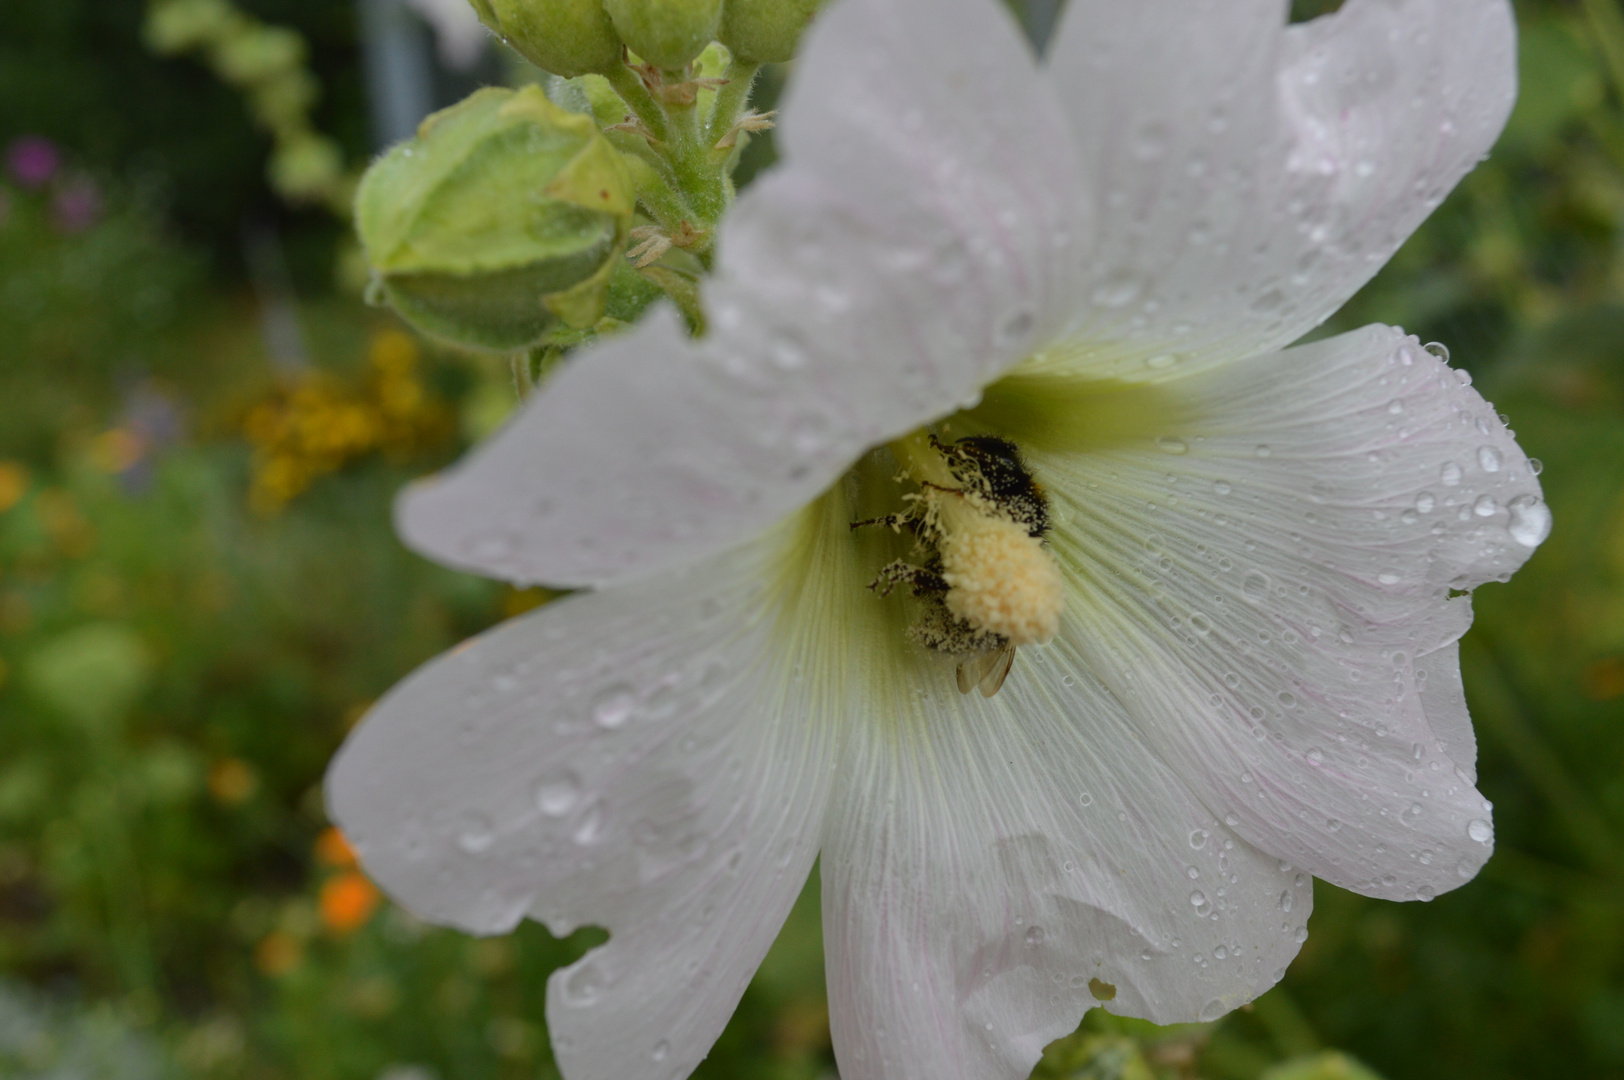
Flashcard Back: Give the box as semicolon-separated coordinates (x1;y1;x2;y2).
329;0;1547;1078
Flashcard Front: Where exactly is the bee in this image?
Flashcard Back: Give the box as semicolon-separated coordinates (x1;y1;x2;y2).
854;434;1054;698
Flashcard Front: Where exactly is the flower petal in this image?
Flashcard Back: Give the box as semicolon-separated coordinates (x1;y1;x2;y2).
1041;0;1516;373
397;0;1085;587
326;518;838;1080
820;647;1312;1080
1017;325;1542;898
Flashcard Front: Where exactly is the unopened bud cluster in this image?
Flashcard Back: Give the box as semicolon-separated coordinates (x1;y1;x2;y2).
472;0;821;74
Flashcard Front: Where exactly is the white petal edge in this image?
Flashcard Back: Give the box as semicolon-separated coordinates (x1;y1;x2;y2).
326;518;838;1080
397;0;1086;587
821;636;1312;1080
1022;325;1543;898
1040;0;1516;375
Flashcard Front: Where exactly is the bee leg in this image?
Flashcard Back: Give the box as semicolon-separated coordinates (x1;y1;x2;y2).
867;560;946;598
849;513;910;533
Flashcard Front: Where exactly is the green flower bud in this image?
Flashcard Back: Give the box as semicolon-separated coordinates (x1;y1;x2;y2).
719;0;823;63
210;24;307;85
603;0;722;70
470;0;622;77
144;0;238;54
355;86;636;351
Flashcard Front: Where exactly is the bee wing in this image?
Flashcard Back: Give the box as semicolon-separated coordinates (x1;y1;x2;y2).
955;645;1016;697
977;644;1017;698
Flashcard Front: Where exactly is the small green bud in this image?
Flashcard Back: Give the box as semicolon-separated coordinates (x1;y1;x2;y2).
1261;1052;1388;1080
603;0;722;70
719;0;823;63
269;134;345;201
210;24;307;85
144;0;237;54
355;86;636;351
471;0;622;77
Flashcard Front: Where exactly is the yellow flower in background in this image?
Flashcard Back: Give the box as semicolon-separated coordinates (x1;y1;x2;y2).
243;329;451;514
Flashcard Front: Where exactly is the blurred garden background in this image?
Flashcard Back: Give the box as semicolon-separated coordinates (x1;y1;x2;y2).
0;0;1621;1076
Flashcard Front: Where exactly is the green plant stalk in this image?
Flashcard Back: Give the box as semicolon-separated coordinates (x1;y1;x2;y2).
1582;0;1624;107
605;62;673;145
705;59;762;148
1463;635;1623;874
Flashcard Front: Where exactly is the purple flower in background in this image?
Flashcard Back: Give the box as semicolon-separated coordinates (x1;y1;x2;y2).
52;178;103;233
7;136;61;189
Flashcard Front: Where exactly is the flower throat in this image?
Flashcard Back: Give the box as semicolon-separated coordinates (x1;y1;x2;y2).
851;432;1063;698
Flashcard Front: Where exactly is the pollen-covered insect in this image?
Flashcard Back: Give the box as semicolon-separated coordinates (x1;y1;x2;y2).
854;434;1061;698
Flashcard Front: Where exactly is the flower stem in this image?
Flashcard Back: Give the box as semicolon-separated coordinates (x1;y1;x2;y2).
706;60;762;147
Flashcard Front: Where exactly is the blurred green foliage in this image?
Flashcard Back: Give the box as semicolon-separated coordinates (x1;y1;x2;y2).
0;0;1622;1078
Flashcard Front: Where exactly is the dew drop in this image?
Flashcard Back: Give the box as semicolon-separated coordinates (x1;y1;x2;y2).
590;685;638;729
1214;945;1229;960
573;802;606;846
1255;445;1272;458
1279;890;1293;913
1189;829;1209;849
1213;480;1232;496
1507;495;1551;547
455;813;495;854
1092;272;1143;308
1147;353;1180;370
1157;436;1189;455
1190;890;1208;907
1199;998;1226;1022
1242;570;1270;602
1418;885;1436;901
1467;818;1493;843
1477;446;1503;473
563;962;606;1006
652;1041;670;1062
534;771;581;817
1440;461;1463;486
1025;926;1046;947
1473;494;1498;518
1414;491;1436;514
1423;341;1451;362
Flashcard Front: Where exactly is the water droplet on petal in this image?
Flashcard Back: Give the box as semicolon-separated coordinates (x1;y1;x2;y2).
1199;998;1226;1022
590;685;637;729
455;813;495;854
1440;461;1463;486
1157;436;1189;455
1473;494;1498;517
1092;272;1143;308
1423;341;1451;362
1467;818;1493;843
1190;890;1207;906
1507;495;1551;547
1478;446;1503;473
1025;925;1046;947
652;1041;670;1062
563;961;606;1006
534;771;581;817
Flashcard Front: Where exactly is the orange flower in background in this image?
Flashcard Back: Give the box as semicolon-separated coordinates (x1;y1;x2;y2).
0;462;29;513
208;758;258;806
255;930;303;977
314;825;358;869
319;870;380;935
